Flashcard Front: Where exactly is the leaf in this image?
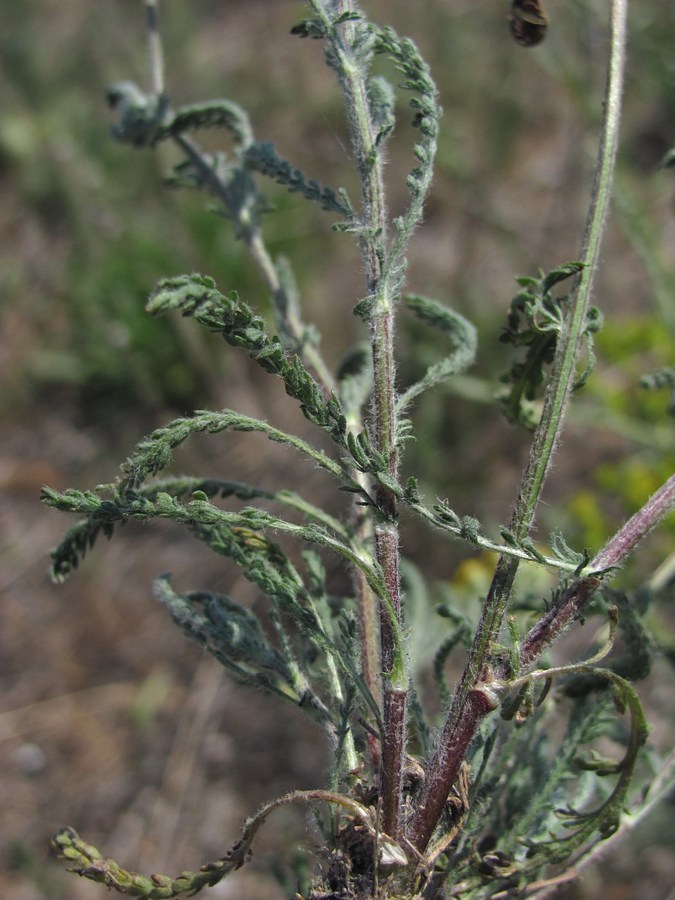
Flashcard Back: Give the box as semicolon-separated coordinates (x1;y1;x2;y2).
397;294;477;416
659;147;675;169
498;262;591;428
460;516;482;543
106;81;169;147
243;141;353;217
46;481;386;725
157;99;253;147
184;509;384;729
117;409;344;491
147;275;351;449
42;457;345;582
549;529;590;574
517;672;648;870
290;18;328;40
153;575;297;692
363;26;441;292
368;76;396;147
640;366;675;391
640;366;675;416
52;824;249;898
41;494;114;583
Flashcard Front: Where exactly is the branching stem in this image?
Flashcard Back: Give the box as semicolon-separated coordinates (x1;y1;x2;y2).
143;0;337;402
519;473;675;669
338;0;405;838
311;0;407;838
170;132;337;397
49;2;672;894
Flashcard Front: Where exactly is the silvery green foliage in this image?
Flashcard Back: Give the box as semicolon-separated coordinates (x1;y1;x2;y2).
45;2;674;898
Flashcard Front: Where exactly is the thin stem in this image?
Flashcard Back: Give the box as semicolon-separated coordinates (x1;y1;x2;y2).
519;473;675;669
142;0;335;398
315;0;407;838
247;231;338;395
172;133;337;397
408;0;629;853
351;492;383;762
344;10;407;841
144;6;333;390
145;0;165;97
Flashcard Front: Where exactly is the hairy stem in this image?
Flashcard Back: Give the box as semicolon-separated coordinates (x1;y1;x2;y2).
519;473;675;669
171;133;337;396
408;0;629;853
352;495;383;762
319;0;406;838
248;231;338;395
141;2;338;399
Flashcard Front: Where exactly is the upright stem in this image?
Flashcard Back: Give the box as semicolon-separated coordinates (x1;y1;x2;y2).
320;0;407;838
408;0;629;853
145;0;165;97
351;486;383;764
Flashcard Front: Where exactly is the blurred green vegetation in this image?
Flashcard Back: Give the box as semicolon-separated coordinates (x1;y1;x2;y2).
0;1;352;419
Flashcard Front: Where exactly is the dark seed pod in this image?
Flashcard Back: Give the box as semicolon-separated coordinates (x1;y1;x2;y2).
509;0;549;47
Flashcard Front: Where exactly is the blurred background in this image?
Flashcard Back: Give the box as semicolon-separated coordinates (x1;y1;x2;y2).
1;1;673;897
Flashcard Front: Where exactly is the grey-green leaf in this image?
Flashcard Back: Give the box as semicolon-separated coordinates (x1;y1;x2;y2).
397;294;477;415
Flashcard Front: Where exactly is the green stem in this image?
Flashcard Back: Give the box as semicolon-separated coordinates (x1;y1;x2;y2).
315;0;406;838
408;0;628;853
247;231;338;395
171;133;337;396
144;0;165;97
351;482;384;760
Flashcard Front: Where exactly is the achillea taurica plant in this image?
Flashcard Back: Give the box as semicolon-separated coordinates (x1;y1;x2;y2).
45;1;675;898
